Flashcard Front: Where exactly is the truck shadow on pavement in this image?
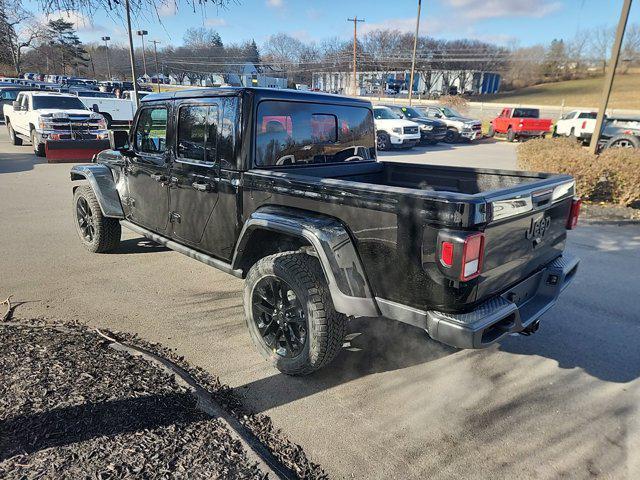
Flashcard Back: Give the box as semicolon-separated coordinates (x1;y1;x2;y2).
0;151;47;175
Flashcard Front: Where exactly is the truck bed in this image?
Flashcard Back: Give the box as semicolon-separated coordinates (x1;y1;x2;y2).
245;161;575;313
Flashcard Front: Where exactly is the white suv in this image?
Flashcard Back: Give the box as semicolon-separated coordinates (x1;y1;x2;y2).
373;106;421;150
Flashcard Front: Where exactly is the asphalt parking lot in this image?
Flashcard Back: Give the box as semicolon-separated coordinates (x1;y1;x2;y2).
1;129;639;479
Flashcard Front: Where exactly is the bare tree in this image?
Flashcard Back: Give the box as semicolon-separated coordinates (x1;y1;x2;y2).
621;23;640;72
1;0;43;75
588;26;615;74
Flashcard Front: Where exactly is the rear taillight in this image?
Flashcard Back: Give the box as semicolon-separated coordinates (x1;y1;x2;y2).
567;197;582;230
460;233;485;280
581;121;587;129
440;241;454;267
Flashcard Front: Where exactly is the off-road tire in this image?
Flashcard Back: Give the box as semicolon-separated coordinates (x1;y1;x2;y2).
73;185;121;253
506;128;516;142
30;129;45;157
7;121;23;146
487;124;495;137
244;252;347;376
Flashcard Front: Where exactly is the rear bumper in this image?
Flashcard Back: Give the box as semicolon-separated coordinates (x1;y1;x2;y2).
377;252;580;349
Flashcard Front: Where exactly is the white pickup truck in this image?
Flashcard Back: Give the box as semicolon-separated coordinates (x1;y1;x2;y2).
73;91;135;127
372;106;421;150
554;110;597;142
3;91;108;157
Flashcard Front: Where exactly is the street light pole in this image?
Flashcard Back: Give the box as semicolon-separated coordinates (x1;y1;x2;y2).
589;0;633;154
347;17;365;96
151;40;161;93
125;0;141;108
101;36;111;80
137;30;148;77
408;0;422;106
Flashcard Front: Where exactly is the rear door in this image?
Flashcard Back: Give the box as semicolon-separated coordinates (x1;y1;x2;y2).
168;100;221;247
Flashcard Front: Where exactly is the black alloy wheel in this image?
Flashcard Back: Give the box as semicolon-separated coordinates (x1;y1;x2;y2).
251;275;307;358
76;196;96;243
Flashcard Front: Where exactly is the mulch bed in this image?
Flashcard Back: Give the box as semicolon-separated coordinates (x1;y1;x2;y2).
0;320;313;479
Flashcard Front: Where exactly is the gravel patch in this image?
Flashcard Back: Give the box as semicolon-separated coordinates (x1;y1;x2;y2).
0;321;266;479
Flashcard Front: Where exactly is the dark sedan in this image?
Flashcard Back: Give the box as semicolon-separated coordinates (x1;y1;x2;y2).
382;104;448;144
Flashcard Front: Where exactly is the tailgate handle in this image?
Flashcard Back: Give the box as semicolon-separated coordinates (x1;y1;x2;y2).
532;189;553;208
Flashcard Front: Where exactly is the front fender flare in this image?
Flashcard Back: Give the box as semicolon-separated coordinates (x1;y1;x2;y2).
233;206;379;318
70;164;124;218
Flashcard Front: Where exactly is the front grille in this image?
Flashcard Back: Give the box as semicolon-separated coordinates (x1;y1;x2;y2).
49;117;103;133
472;124;482;131
403;126;419;135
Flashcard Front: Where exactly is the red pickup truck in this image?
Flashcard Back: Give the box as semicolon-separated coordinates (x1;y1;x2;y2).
489;107;552;142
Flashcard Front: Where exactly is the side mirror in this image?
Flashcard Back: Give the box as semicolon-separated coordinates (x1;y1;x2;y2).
435;113;442;118
12;101;20;111
109;130;130;151
92;104;99;113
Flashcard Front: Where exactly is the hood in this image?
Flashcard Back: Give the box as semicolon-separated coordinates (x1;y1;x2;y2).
412;117;447;127
375;118;420;129
37;108;92;117
447;115;479;124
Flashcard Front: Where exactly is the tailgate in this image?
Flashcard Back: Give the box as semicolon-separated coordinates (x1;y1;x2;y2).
476;180;574;304
521;118;551;131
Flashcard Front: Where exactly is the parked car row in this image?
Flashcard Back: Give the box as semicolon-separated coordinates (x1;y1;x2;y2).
372;104;483;151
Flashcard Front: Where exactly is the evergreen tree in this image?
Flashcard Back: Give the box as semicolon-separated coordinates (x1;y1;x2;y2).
47;18;89;75
242;39;260;64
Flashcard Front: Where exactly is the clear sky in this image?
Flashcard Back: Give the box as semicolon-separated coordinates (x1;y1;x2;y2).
27;0;640;49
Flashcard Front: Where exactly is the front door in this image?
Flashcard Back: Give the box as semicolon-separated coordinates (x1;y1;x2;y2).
125;104;171;233
168;101;220;247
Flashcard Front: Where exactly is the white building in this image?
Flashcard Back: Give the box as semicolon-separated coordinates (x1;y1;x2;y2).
312;70;501;95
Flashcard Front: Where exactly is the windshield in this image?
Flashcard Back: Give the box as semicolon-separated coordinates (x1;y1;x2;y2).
32;96;87;110
399;107;424;119
442;107;462;118
373;108;399;120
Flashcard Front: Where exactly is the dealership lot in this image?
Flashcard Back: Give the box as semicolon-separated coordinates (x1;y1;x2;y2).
1;130;638;479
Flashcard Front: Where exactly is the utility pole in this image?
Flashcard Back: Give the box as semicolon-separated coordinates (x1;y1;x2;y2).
126;0;141;108
408;0;422;106
590;0;633;154
151;40;161;93
101;36;111;80
347;16;365;96
137;30;148;77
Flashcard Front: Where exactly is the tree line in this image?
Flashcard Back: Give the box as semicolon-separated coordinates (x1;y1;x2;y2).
1;0;639;92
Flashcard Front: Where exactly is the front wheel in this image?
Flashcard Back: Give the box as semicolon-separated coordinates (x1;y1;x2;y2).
31;129;45;157
487;124;495;137
376;132;391;151
244;252;347;376
605;134;639;150
444;129;459;143
73;185;121;253
506;129;516;142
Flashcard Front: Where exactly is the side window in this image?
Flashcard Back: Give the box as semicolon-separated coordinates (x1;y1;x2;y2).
564;112;577;120
20;94;29;110
134;107;167;154
255;100;375;167
177;105;208;161
205;104;219;163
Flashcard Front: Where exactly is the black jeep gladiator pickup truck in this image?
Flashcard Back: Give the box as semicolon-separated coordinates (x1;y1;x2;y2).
70;87;581;375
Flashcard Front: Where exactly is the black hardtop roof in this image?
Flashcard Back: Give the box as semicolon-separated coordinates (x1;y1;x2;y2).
141;87;372;107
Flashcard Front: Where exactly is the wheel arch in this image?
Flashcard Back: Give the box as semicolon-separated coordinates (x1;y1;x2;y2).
70;164;125;218
232;206;379;318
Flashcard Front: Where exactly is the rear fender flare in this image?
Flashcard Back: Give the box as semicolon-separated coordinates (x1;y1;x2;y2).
70;164;125;218
233;206;379;318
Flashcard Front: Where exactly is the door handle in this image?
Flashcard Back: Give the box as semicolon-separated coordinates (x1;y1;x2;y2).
192;181;214;192
150;173;167;183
